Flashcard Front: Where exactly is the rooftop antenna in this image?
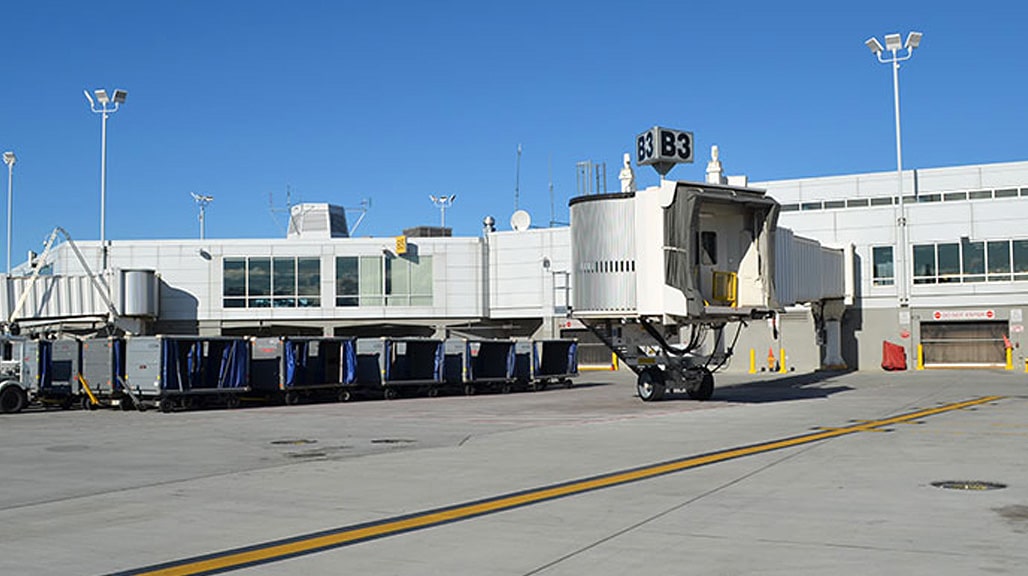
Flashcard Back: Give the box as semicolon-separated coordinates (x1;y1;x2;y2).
429;194;456;228
190;192;214;240
347;198;371;235
514;143;522;210
548;155;555;227
268;185;294;233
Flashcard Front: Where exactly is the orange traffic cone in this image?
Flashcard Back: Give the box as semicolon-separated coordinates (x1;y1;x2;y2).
767;347;776;371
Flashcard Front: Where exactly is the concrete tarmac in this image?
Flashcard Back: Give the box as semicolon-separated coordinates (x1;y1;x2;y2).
1;369;1026;575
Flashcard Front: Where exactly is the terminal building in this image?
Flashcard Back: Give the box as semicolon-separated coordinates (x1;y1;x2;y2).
3;152;1027;374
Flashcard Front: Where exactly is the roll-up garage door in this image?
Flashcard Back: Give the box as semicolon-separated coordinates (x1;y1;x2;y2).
920;321;1007;367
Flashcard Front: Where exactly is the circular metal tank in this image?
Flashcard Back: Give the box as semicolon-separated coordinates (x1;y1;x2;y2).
569;193;637;315
121;269;159;317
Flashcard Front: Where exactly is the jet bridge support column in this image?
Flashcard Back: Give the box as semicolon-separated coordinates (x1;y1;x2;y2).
821;299;846;370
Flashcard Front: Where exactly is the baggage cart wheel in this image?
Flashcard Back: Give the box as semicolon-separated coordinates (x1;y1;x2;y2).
563;378;574;389
337;389;352;402
500;383;513;394
225;395;241;409
81;396;97;411
463;384;476;396
159;397;174;413
120;397;135;411
383;388;398;401
284;391;301;406
686;368;714;401
427;387;440;397
637;368;666;402
0;386;27;414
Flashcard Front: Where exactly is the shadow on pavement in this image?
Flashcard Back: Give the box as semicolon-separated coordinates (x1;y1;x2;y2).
708;371;855;404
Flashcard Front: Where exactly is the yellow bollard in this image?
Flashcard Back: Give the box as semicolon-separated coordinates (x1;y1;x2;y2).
749;349;757;374
778;348;788;373
1006;348;1013;370
916;344;924;370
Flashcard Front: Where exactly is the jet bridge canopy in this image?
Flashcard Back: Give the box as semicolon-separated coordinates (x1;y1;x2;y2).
569;179;779;323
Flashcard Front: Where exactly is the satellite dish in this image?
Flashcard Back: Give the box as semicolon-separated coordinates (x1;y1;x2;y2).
510;209;531;232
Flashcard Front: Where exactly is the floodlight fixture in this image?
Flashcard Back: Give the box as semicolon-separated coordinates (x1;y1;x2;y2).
865;37;884;54
884;33;902;51
905;32;922;49
3;151;14;166
85;86;128;270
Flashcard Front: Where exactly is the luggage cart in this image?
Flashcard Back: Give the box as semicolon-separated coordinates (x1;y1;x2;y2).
443;338;517;395
533;339;579;388
514;339;578;391
355;338;443;400
24;339;82;409
250;336;358;404
79;337;140;410
124;336;255;412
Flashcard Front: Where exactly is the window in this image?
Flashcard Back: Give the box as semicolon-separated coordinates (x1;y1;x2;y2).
987;241;1011;281
273;257;296;307
1015;240;1028;281
335;257;359;306
700;231;717;265
359;256;383;306
223;257;320;308
248;258;271;307
847;198;870;207
223;259;246;308
870;197;894;206
336;255;433;307
913;244;936;284
961;239;985;282
943;191;967;201
297;259;321;307
936;243;960;283
871;246;894;286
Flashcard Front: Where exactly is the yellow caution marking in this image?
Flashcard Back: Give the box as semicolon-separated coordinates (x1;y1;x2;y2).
111;395;1003;576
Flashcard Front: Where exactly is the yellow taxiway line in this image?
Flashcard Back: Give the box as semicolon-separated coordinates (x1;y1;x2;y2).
111;395;1002;576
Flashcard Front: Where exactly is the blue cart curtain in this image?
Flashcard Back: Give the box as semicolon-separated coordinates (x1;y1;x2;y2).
342;340;357;384
38;341;52;390
217;340;249;389
284;340;310;388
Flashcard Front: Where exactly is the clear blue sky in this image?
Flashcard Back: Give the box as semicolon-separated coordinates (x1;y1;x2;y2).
1;1;1025;262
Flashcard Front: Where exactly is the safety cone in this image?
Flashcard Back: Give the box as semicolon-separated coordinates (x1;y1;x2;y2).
767;346;776;371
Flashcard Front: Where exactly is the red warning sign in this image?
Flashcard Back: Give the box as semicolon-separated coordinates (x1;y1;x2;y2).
930;309;996;321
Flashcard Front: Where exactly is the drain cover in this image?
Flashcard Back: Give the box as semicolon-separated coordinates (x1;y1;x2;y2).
931;480;1007;491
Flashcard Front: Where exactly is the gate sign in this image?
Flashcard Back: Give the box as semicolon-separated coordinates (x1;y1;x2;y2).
636;126;693;176
931;309;996;321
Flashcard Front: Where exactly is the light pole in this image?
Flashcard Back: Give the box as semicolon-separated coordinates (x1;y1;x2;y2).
191;193;214;240
3;151;15;274
429;194;456;228
84;88;128;271
866;31;922;307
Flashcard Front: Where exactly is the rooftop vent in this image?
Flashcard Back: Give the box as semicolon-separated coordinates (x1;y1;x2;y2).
287;204;349;239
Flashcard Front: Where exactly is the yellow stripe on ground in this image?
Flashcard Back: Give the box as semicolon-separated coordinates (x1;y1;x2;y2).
112;395;1002;576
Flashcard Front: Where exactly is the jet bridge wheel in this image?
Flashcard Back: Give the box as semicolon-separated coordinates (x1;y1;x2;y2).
686;367;715;401
637;367;666;402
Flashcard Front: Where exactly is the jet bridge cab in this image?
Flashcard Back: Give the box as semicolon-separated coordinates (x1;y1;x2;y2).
569;178;779;401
